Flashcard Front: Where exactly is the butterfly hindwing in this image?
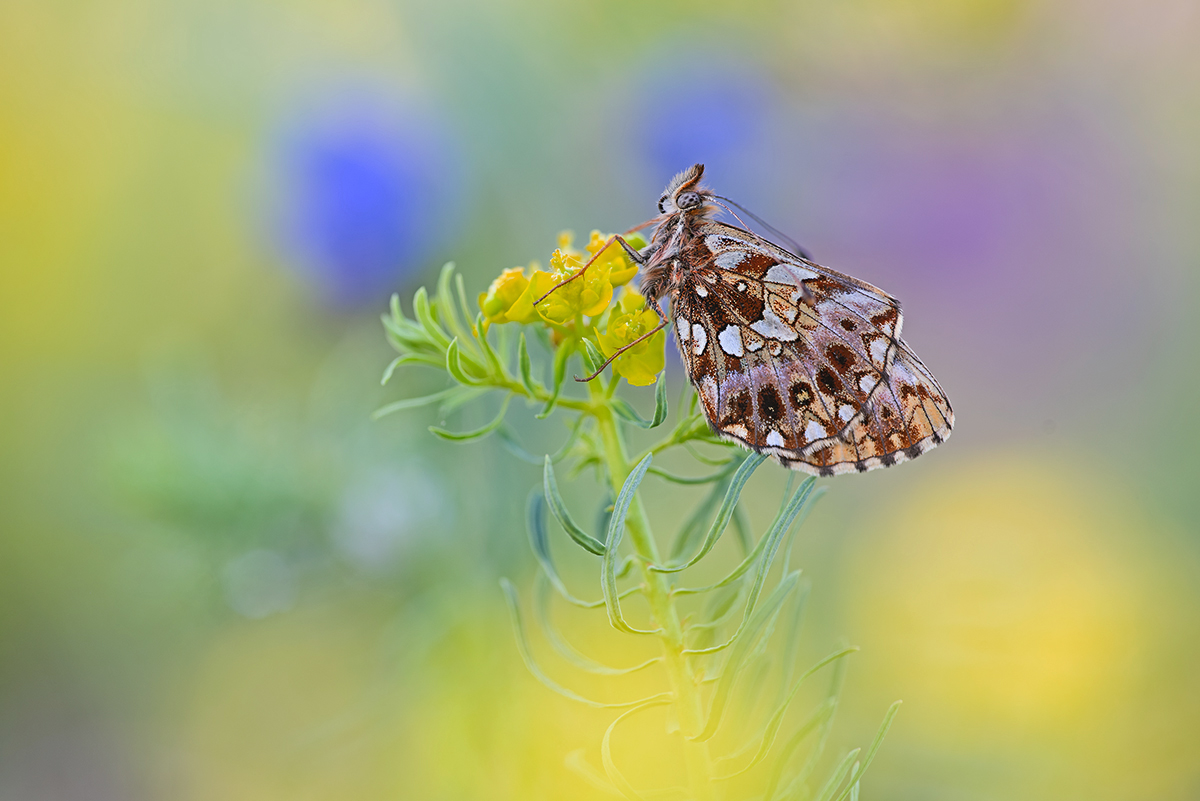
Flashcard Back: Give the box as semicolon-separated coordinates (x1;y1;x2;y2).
671;222;953;476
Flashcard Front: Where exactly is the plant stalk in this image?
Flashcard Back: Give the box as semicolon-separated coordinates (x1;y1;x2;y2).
590;383;716;800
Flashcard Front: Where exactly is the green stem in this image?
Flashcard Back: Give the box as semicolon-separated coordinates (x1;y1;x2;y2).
589;382;716;800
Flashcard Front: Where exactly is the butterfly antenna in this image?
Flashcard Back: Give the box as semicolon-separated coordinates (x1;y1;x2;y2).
714;195;812;260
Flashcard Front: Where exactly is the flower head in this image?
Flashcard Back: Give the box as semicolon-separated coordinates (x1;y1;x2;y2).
595;287;665;386
478;266;532;324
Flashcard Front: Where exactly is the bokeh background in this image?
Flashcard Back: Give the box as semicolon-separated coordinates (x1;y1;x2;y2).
3;1;1199;799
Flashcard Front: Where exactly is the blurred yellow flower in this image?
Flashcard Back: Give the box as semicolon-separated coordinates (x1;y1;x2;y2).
595;287;664;386
478;266;531;324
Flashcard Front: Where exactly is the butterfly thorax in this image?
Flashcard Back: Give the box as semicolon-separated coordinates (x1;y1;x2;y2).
639;203;719;306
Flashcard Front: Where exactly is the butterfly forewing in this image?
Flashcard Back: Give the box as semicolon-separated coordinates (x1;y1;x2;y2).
671;220;953;476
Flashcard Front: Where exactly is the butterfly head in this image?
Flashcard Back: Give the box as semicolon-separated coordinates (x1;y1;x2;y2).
657;163;713;215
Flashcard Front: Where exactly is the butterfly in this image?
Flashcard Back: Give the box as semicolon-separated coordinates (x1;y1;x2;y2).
556;163;954;476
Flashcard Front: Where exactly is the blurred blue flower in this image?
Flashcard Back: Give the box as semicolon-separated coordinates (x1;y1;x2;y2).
269;93;463;307
631;56;777;199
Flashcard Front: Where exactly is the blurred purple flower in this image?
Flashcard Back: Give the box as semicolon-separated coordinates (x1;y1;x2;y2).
269;93;463;307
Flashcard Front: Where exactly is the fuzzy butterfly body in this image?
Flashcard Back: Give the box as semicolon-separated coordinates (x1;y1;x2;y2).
636;164;953;476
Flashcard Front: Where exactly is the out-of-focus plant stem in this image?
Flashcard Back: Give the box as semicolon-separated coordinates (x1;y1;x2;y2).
589;381;716;799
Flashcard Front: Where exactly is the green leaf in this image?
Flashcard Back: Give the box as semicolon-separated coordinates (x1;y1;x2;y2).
435;262;473;345
602;454;660;634
581;338;606;376
673;477;816;598
413;286;452;350
532;572;659;676
763;656;849;799
731;502;752;556
651;453;768;573
827;701;902;801
372;387;463;420
668;476;729;562
544;456;606;555
537;341;573;419
608;375;668;429
445;338;489;387
645;460;739;484
526;491;638;609
499;579;668;710
429;394;511;441
690;571;799;742
517;332;542;395
601;698;675;800
711;646;857;774
683;478;816;654
811;749;861;801
474;312;507;379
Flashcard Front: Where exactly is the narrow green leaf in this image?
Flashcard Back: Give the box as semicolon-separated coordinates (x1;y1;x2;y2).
673;478;816;597
413;286;452;349
645;460;739;484
474;312;507;378
784;485;827;572
455;273;475;332
533;572;660;676
690;571;799;742
731;503;752;556
499;579;668;710
811;749;861;801
610;375;668;429
445;338;488;387
495;425;543;465
668;476;729;562
651;375;668;427
827;702;902;801
581;338;606;375
544;456;606;555
683;478;816;654
601;698;674;800
435;262;473;345
372;387;462;420
651;453;768;573
602;454;660;634
712;646;857;775
429;394;511;441
526;491;639;609
518;332;541;395
537;342;572;419
763;657;849;800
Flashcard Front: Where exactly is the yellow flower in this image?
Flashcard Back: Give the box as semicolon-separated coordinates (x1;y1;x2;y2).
510;247;613;326
585;230;643;287
595;288;665;386
477;266;531;324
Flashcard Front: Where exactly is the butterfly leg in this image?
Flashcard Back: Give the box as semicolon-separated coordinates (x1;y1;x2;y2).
575;299;669;383
534;235;646;306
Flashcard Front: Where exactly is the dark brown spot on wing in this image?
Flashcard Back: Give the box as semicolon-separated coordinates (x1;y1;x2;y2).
758;386;783;421
826;343;854;373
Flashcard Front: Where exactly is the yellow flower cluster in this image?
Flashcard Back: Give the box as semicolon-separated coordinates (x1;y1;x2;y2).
478;230;664;385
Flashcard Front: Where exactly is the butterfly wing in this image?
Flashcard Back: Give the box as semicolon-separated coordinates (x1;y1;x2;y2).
671;221;953;476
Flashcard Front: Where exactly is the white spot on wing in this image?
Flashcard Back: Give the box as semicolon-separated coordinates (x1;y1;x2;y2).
692;324;707;355
677;318;690;340
695;284;708;297
859;374;875;393
749;305;798;342
766;430;785;447
717;325;744;357
869;336;889;365
725;423;748;439
805;420;828;441
838;404;855;422
765;263;818;284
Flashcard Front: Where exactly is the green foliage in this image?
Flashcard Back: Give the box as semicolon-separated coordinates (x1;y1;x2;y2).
379;259;901;800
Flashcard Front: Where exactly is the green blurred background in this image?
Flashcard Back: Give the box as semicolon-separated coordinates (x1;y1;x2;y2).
3;1;1199;799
